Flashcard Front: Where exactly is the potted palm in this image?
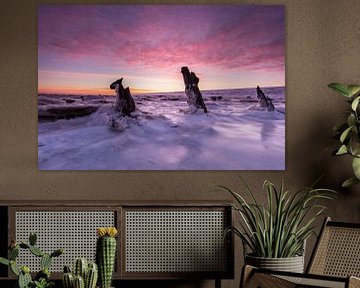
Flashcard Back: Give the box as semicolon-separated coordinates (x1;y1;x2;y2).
221;179;334;273
328;83;360;187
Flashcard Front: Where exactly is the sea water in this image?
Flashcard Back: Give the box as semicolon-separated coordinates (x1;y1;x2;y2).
38;87;285;170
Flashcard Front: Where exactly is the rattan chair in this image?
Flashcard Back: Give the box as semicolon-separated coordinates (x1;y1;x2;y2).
241;217;360;288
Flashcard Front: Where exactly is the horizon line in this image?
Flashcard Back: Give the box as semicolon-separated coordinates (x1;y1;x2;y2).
38;84;285;97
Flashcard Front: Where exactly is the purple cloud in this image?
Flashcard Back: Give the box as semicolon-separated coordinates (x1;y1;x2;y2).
38;5;285;91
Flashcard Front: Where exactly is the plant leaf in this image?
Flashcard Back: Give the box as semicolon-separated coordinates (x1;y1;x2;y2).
336;145;348;155
342;177;360;187
352;157;360;179
340;126;353;143
347;85;360;97
328;83;350;97
347;114;356;128
222;179;335;258
0;257;9;266
349;135;360;157
351;96;360;111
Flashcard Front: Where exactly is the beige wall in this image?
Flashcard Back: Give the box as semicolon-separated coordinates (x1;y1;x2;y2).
1;0;360;287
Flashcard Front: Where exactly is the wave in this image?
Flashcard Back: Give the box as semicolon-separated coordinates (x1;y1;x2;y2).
38;86;285;170
38;86;285;122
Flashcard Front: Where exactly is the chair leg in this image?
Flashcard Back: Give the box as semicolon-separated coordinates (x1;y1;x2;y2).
240;265;255;288
215;278;221;288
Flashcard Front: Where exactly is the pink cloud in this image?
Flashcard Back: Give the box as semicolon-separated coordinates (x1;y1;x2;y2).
38;5;285;90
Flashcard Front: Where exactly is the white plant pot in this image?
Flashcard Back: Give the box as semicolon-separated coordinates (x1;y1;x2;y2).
245;254;305;273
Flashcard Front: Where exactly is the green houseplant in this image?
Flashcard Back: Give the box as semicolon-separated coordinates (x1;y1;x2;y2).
221;179;334;272
328;83;360;187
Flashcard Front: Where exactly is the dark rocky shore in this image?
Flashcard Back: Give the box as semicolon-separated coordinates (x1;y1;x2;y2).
38;94;113;121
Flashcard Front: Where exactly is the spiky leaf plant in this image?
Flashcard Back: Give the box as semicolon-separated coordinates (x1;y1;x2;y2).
222;179;335;258
328;83;360;187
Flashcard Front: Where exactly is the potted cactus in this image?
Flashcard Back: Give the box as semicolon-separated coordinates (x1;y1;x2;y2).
96;227;118;288
0;232;63;288
62;258;98;288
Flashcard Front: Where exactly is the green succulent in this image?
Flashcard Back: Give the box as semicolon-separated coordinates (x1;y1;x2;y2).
328;83;360;187
32;277;54;288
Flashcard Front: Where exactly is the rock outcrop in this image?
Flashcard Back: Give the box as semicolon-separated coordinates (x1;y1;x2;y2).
181;67;208;113
38;105;99;121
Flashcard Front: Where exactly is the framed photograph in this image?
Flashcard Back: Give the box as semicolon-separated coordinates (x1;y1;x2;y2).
38;5;285;170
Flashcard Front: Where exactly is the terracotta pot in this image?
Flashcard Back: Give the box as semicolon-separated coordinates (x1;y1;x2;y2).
245;254;305;273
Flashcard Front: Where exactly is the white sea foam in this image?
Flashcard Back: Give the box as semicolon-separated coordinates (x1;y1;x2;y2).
38;87;285;170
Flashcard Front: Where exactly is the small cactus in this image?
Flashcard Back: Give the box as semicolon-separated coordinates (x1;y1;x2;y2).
18;269;32;288
62;265;74;288
63;272;74;288
29;232;37;246
74;258;88;279
0;232;63;288
10;260;20;276
96;227;118;288
29;245;44;257
9;246;19;260
74;275;85;288
21;265;30;274
63;259;98;288
85;263;98;288
51;248;64;257
64;265;72;273
41;253;52;270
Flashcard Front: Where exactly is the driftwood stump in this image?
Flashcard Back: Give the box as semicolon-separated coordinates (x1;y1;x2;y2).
110;78;136;116
181;67;208;113
256;85;275;112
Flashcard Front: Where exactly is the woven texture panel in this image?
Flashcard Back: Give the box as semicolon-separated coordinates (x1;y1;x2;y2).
277;275;345;288
125;210;227;273
15;211;115;272
309;226;360;277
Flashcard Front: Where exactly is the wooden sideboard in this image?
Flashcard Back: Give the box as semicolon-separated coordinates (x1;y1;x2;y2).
0;201;234;288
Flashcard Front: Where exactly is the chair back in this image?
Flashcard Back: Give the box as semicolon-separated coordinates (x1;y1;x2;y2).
307;217;360;277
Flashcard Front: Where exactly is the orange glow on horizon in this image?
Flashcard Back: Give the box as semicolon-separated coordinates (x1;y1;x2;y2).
38;86;157;96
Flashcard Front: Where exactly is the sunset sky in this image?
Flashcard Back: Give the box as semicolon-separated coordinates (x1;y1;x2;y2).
38;5;285;95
